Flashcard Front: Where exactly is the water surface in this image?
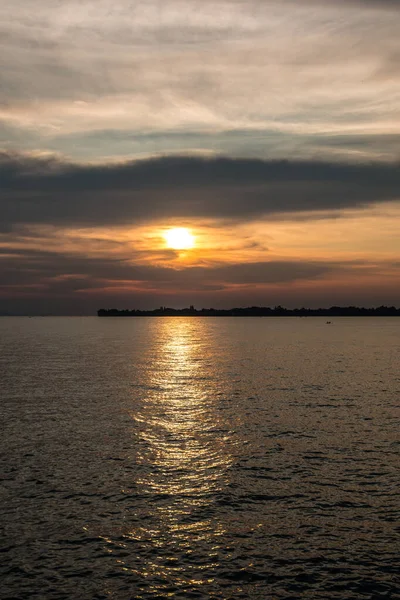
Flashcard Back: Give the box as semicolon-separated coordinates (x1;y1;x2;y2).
1;317;399;599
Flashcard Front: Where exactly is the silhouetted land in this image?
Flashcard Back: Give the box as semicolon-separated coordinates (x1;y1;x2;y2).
98;305;400;317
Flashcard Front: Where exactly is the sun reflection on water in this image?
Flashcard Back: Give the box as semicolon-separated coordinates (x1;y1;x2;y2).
135;321;232;498
109;319;238;596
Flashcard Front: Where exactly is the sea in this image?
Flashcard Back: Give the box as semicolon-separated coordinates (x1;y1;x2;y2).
0;317;399;599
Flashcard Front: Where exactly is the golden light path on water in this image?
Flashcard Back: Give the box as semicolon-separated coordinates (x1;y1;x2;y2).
108;319;240;597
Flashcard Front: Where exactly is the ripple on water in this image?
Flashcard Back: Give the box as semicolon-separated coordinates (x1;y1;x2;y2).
0;317;399;599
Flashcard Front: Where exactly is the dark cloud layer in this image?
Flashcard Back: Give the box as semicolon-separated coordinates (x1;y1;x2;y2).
1;245;398;315
1;153;400;229
0;247;338;289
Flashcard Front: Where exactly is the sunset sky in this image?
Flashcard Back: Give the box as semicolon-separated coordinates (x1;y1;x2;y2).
1;0;400;314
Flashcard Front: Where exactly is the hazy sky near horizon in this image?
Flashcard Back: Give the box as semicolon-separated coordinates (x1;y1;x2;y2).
1;0;400;313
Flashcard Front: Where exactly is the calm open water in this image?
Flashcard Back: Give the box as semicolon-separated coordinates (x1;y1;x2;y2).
0;317;399;599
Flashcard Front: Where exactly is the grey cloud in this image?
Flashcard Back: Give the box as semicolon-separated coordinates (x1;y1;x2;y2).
314;133;400;151
1;0;398;105
1;246;398;315
1;0;399;171
281;0;400;9
1;153;400;229
0;246;350;290
310;0;400;7
8;126;398;163
197;261;333;285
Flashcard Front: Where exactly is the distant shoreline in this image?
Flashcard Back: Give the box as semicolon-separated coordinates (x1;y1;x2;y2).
97;306;400;317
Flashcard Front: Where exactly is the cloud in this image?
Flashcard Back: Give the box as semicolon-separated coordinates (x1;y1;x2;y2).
2;242;399;315
0;244;360;293
1;1;399;313
1;0;399;162
4;125;400;164
1;152;400;230
306;0;400;8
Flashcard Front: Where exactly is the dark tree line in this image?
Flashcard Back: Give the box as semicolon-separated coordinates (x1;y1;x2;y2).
97;305;400;317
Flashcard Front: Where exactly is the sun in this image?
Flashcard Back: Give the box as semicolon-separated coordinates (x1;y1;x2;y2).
164;227;195;250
